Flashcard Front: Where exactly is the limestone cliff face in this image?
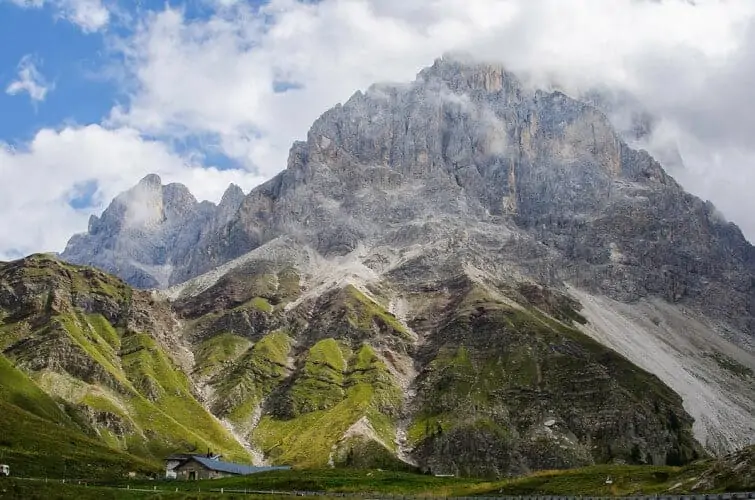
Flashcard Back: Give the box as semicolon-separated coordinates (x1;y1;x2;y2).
48;56;755;473
62;175;245;289
64;57;755;337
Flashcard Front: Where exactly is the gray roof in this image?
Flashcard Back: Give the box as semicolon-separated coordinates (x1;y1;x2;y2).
189;456;290;476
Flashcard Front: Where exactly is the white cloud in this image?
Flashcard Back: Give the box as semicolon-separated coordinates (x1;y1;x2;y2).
0;125;264;260
7;0;110;32
6;55;53;103
58;0;109;32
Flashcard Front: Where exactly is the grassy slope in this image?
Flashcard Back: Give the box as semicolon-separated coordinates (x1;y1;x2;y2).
342;285;412;340
119;332;247;460
407;284;699;474
0;354;73;426
0;256;248;465
182;280;415;470
32;313;248;462
209;330;293;429
194;333;252;379
0;399;157;480
0;332;157;481
254;340;404;468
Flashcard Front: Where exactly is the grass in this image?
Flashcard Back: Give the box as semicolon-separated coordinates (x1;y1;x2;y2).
0;398;157;480
4;460;746;499
110;463;724;497
86;314;122;351
342;285;412;340
209;330;293;427
57;313;129;389
490;464;707;496
249;297;274;313
0;354;73;426
193;333;252;379
287;339;349;415
4;460;745;499
121;333;191;397
109;461;752;498
114;468;488;496
0;478;243;499
254;341;403;468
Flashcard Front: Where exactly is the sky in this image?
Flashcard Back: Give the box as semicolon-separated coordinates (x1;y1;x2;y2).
2;0;755;260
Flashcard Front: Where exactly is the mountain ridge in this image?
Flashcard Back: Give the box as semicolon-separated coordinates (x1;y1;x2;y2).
0;253;708;476
17;55;755;472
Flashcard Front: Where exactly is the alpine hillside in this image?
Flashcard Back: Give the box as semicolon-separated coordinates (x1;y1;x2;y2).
2;55;752;477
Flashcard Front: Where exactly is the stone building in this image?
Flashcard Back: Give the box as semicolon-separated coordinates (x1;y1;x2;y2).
165;454;290;480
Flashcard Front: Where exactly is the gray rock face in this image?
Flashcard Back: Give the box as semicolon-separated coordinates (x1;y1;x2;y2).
62;55;755;336
62;176;245;288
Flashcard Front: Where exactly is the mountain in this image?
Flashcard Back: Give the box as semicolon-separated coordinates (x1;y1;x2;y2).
11;55;751;476
62;174;246;288
0;254;249;467
1;253;703;477
0;351;157;479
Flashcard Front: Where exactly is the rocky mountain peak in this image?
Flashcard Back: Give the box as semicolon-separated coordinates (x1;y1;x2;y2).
418;54;523;95
83;176;197;240
137;172;162;188
162;183;199;219
62;176;235;288
62;56;755;334
219;183;245;208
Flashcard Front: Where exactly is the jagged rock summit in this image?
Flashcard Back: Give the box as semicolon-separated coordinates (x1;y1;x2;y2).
63;174;246;288
41;55;755;473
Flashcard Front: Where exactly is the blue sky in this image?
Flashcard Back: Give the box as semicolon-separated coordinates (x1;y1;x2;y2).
1;0;755;260
0;2;112;141
0;0;261;150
